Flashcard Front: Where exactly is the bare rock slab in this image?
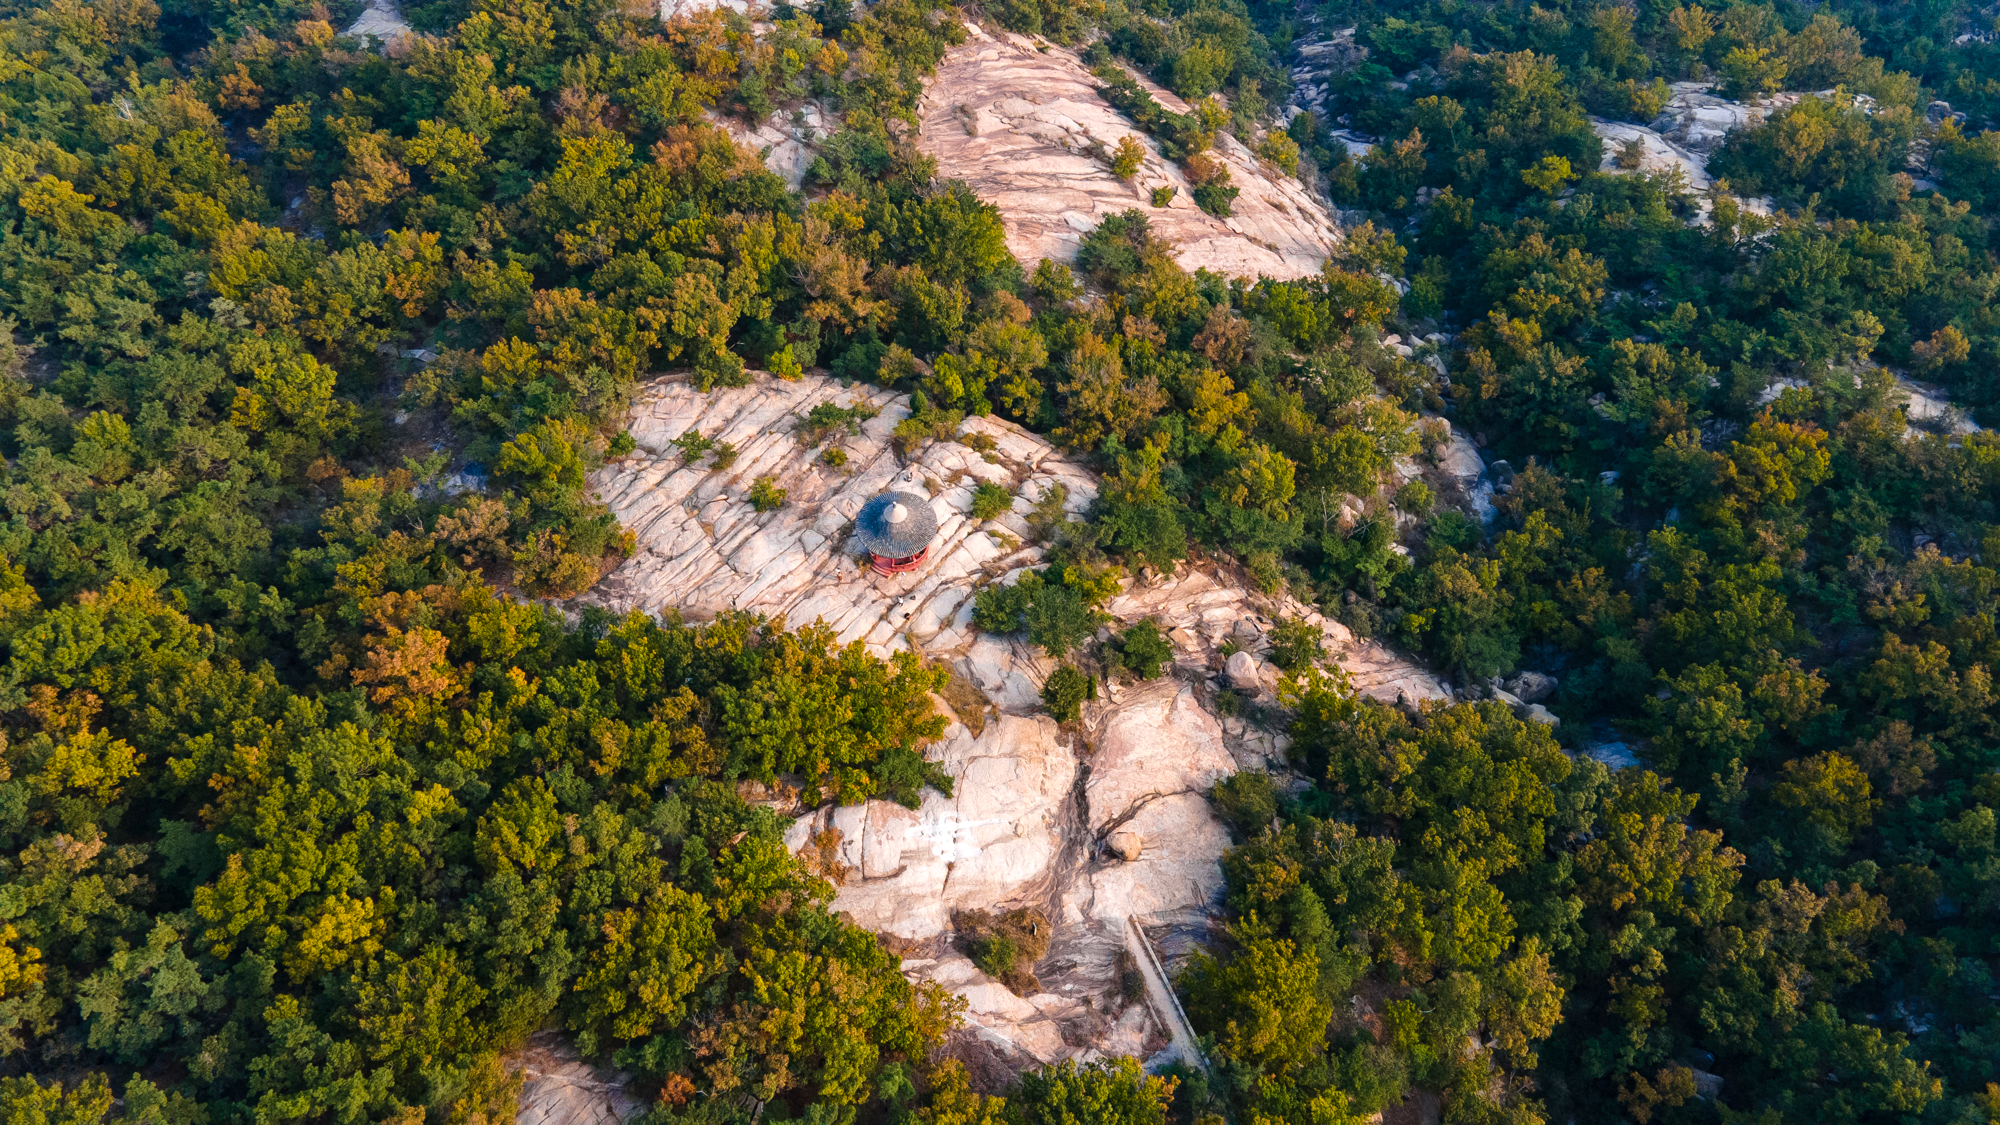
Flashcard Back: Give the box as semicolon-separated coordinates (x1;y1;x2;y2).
513;1033;646;1125
783;713;1077;941
581;373;1096;660
918;22;1341;280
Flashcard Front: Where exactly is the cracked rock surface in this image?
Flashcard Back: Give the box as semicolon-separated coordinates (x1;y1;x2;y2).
1588;83;1887;219
786;709;1079;943
342;0;411;44
572;372;1449;1080
579;372;1097;656
712;103;832;189
918;22;1341;280
515;1033;647;1125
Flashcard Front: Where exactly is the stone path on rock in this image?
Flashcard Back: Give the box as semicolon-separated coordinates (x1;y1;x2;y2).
1124;918;1207;1073
917;22;1341;280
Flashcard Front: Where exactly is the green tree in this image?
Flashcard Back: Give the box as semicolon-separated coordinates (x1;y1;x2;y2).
1040;664;1093;722
1110;136;1146;180
1010;1058;1176;1125
1114;620;1174;680
1182;915;1334;1075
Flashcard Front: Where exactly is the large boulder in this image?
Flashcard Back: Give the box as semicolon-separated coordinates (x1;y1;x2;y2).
1436;428;1487;486
1225;650;1262;692
782;713;1076;941
1505;671;1557;703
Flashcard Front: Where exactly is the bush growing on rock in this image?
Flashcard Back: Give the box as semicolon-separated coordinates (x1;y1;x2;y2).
893;393;967;455
970;481;1014;520
1025;482;1074;542
749;475;788;512
1114;619;1174;679
1210;771;1279;838
1075;209;1167;288
955;908;1052;994
1110;135;1147;181
972;932;1021;980
1256;130;1302;176
674;429;717;463
800;400;881;444
1039;663;1095;721
1092;67;1216;160
1176;151;1224;188
1265;616;1324;672
973;565;1113;656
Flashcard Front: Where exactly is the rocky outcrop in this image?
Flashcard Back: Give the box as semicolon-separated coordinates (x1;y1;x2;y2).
778;675;1236;1069
343;0;412;45
1077;683;1236;925
1590;115;1715;192
1588;83;1914;218
1763;366;1981;437
513;1034;647;1125
1896;375;1980;435
776;672;1232;936
1431;425;1498;524
581;373;1096;657
1651;82;1773;155
713;104;832;190
1282;28;1366;128
584;373;1452;708
581;371;1451;1076
1101;565;1450;710
1590;83;1786;219
917;22;1342;280
784;709;1079;942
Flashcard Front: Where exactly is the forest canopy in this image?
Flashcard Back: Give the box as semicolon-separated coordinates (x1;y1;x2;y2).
2;0;2000;1123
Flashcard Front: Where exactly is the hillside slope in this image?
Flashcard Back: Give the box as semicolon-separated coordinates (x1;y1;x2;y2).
576;373;1446;1073
918;24;1341;280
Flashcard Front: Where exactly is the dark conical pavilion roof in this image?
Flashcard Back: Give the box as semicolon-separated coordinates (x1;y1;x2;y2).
856;491;938;557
